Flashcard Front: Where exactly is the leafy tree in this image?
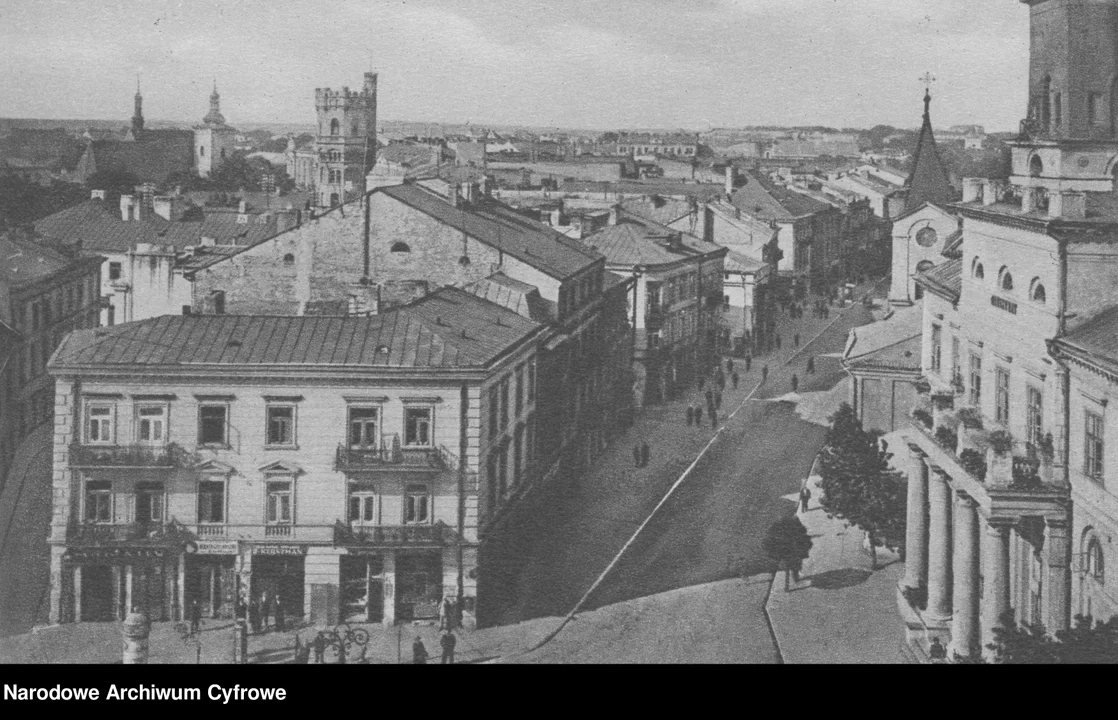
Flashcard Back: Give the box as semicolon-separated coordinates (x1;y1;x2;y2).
208;152;260;191
85;167;141;208
989;613;1118;664
763;515;813;591
599;132;619;144
0;176;87;231
817;403;907;568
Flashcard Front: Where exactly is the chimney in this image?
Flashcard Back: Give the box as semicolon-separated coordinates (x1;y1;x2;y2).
448;183;460;208
1020;186;1038;214
982;180;1002;206
608;204;620;225
153;195;176;221
238;200;247;213
669;232;684;251
1050;190;1086;219
725;165;735;195
961;178;984;204
91;189;106;201
120;194;135;221
549;208;561;226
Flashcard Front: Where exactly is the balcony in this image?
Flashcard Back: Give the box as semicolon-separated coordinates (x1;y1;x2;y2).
332;520;458;548
186;524;333;543
67;519;193;547
69;442;185;469
334;443;447;473
645;306;665;329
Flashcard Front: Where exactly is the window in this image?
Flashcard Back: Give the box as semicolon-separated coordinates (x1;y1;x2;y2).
283;253;295;265
135;481;164;524
330;118;340;136
951;337;961;386
197;480;225;523
647;283;661;312
931;324;942;374
136;405;167;444
1031;279;1046;304
488;386;500;441
1087;538;1105;583
198;404;227;446
266;480;293;524
1000;268;1014;292
84;479;112;522
404;484;429;524
390;242;411;253
515;366;524;417
266;405;296;446
1054;92;1062;129
404;407;432;447
1027;387;1043;447
969;353;982;406
500;379;510;430
1089;92;1103;125
109;262;122;281
211;290;225;315
527;359;536;403
348;407;379;448
86;404;115;444
1085;410;1105;480
348;487;377;525
498;445;508;498
972;259;984;280
995;367;1010;425
513;424;524;488
199;145;205;157
915;227;938;247
487;453;498;511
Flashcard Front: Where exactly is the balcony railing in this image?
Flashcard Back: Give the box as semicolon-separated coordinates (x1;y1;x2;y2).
187;524;332;543
69;442;184;469
67;519;193;546
335;443;446;472
333;520;457;547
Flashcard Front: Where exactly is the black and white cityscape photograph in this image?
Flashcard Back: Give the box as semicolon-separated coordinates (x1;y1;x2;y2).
1;0;1117;675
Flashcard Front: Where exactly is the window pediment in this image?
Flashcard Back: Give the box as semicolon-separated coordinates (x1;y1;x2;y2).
258;460;303;475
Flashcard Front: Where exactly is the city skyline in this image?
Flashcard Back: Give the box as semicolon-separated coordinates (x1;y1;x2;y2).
1;0;1028;132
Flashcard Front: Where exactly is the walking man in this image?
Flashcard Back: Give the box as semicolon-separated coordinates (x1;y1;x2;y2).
413;637;429;664
745;354;752;373
260;592;270;630
694;405;703;425
641;441;650;469
806;356;815;374
633;443;641;468
800;485;811;513
441;630;457;665
248;597;260;634
686;405;694;426
189;599;201;635
793;333;800;349
762;364;769;382
791;374;799;393
313;632;326;664
732;372;739;390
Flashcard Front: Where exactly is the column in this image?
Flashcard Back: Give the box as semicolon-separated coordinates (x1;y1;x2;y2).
950;491;980;659
382;551;396;626
925;466;953;622
982;520;1012;659
125;564;134;614
49;547;68;625
177;553;186;622
902;444;929;591
72;565;83;623
1045;518;1071;634
111;566;123;620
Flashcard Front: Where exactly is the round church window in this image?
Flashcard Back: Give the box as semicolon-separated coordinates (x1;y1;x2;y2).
915;227;938;247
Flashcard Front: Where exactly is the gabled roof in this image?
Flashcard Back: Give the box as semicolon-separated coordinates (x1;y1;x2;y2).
724;250;766;273
904;91;955;213
1057;305;1118;367
79;131;194;185
913;257;962;302
1;233;99;287
618;196;694;227
50;286;542;372
941;228;963;259
377;183;601;280
730;171;832;220
462;271;555;323
588;210;725;268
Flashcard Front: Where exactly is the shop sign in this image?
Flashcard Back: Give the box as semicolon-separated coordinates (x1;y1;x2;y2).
253;545;307;556
194;540;240;556
346;548;383;555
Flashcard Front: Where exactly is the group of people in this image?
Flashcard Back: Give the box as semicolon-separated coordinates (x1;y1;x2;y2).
232;592;285;635
411;631;458;664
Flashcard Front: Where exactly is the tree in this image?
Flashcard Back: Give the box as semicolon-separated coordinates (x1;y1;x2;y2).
763;515;813;591
0;176;87;232
817;403;907;568
85;167;141;208
989;613;1118;664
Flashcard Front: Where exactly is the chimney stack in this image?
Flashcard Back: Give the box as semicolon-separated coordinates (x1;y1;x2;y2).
1020;186;1038;214
982;180;1002;206
725;165;735;195
448;182;460;208
91;189;106;201
153;195;176;221
962;178;984;203
120;194;135;221
608;204;620;225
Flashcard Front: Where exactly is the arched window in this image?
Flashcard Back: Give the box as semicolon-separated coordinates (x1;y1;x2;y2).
330;118;340;136
1029;154;1044;177
972;258;985;280
999;267;1014;291
1030;278;1046;303
391;242;411;253
1088;537;1105;583
283;253;295;265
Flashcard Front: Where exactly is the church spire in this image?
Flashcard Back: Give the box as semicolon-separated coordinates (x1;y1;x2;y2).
904;87;954;212
203;79;226;126
132;74;144;136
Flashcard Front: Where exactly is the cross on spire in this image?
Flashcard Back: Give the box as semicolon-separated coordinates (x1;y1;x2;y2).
920;72;937;93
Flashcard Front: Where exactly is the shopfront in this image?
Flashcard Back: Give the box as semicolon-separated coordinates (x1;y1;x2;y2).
184;540;239;619
339;551;385;623
395;552;442;622
65;547;181;623
251;545;306;618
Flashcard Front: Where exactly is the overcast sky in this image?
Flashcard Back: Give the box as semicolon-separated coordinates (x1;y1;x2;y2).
0;0;1029;131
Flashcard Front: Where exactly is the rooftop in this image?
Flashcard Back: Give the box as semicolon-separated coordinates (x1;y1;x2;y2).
80;131;194;185
462;271;555;323
50;286;542;372
1057;305;1118;371
913;257;962;303
588;210;724;268
0;233;98;288
730;171;833;220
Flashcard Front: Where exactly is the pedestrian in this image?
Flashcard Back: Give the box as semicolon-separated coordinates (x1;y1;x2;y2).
694;406;703;425
793;333;800;349
705;388;713;407
717;372;726;391
807;356;815;374
439;596;455;631
641;441;650;468
745;354;752;373
189;599;201;635
313;632;326;664
715;391;722;410
274;596;285;633
791;374;799;393
413;637;429;664
732;371;739;389
800;485;811;513
929;636;947;660
248;597;260;634
686;405;694;426
762;364;768;382
441;630;457;664
633;443;641;468
235;597;247;624
260;591;270;630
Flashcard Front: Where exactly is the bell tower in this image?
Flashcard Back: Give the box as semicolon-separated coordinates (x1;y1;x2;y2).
132;77;144;137
313;72;378;207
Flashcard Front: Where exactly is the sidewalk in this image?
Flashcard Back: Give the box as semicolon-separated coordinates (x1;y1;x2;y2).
763;450;907;664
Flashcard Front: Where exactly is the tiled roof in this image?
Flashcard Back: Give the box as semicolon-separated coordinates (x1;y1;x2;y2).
302;299;350;316
51;286;541;371
618;196;694;227
462;271;555;323
724;250;766;273
378;183;601;280
33;200;284;254
589;211;724;268
730;171;832;220
844;334;923;373
80;131;194;185
842;304;922;372
0;233;99;287
0;128;84;171
559;180;726;200
942;228;963;258
913;257;962;302
1059;305;1118;366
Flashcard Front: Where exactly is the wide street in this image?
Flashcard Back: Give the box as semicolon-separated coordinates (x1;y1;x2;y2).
483;281;883;662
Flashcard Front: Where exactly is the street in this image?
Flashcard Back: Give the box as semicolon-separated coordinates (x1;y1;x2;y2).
483;282;882;662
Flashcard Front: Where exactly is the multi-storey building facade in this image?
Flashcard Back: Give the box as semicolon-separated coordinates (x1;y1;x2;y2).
898;0;1118;661
46;287;547;629
0;233;103;491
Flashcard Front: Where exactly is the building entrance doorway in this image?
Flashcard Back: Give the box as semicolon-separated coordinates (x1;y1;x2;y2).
252;556;305;618
340;554;384;623
396;552;442;622
80;565;114;621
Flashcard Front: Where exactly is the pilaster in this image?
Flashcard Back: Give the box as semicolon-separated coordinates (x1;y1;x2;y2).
926;465;953;622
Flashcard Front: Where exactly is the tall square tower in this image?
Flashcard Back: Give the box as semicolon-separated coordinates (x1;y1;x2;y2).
313;72;378;207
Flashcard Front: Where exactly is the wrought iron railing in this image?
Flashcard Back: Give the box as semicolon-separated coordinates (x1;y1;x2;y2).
332;520;455;547
67;519;193;545
69;442;185;468
334;444;446;471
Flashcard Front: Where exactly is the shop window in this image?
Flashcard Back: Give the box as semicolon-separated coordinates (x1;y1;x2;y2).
198;404;228;446
198;480;225;524
135;481;164;524
136;405;167;444
404;484;429;524
84;479;112;522
348;407;379;448
348;488;377;525
266;480;293;524
404;407;432;447
266;405;296;446
86;403;115;444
